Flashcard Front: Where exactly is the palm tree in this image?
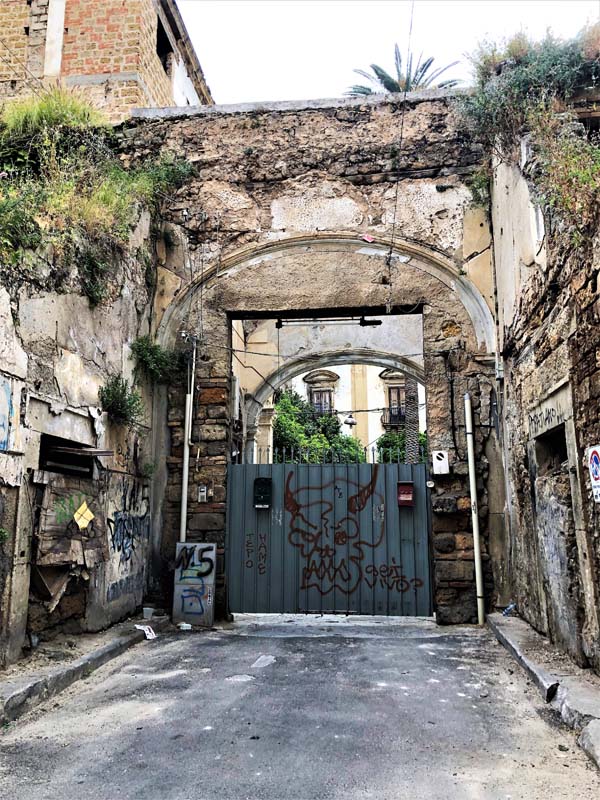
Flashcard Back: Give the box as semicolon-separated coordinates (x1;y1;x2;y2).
347;44;460;96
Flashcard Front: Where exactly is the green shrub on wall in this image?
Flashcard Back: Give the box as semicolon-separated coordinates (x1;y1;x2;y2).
98;375;144;427
131;336;184;383
458;25;600;234
0;88;194;303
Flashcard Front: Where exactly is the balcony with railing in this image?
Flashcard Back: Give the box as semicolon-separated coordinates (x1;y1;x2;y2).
312;403;336;416
381;407;406;428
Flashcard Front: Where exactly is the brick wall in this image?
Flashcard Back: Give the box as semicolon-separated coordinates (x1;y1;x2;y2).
61;0;175;118
0;1;31;82
0;0;201;121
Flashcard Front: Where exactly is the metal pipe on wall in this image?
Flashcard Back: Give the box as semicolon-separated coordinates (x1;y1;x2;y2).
464;392;485;625
179;339;197;543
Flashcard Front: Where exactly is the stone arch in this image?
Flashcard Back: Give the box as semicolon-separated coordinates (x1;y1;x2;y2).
158;233;495;353
245;347;426;445
244;349;426;462
157;232;497;625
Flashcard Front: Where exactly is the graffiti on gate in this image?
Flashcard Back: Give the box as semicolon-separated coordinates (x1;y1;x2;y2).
365;560;424;593
245;533;254;569
243;531;267;573
284;467;385;596
258;533;267;575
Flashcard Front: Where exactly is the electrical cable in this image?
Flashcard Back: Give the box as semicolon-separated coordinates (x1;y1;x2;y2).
0;37;46;96
385;0;416;312
202;340;458;362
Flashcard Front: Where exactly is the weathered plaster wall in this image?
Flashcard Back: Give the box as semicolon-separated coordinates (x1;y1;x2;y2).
122;93;498;624
0;213;158;665
493;156;600;671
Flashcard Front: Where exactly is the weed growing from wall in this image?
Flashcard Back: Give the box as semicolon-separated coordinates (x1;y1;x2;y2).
131;335;184;383
459;26;600;235
459;27;600;160
0;88;194;303
98;375;144;426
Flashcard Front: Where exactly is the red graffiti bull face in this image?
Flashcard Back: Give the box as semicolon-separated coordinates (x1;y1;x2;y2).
285;469;384;595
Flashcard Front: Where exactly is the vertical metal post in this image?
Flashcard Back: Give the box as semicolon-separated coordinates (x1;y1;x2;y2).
179;338;197;544
464;392;485;625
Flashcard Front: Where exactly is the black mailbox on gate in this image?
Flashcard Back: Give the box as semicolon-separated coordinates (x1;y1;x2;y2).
254;477;272;509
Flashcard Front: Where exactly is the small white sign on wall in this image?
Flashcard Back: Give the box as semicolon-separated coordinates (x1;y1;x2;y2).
432;451;450;475
587;446;600;504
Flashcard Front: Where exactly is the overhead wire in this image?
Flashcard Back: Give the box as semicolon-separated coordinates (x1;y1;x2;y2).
0;37;46;97
385;0;416;312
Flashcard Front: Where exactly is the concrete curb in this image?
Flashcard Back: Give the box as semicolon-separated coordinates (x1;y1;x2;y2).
0;617;169;726
488;613;600;770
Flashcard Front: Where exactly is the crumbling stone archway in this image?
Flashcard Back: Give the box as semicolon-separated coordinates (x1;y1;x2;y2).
157;232;497;624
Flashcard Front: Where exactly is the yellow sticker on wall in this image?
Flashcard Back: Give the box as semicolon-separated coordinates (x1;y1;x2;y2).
73;501;94;530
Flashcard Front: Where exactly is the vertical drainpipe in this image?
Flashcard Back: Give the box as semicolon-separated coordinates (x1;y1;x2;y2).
179;339;197;544
464;393;485;625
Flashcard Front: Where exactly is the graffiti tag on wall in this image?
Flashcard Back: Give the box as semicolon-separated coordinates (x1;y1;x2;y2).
173;542;217;626
107;477;150;565
528;385;571;438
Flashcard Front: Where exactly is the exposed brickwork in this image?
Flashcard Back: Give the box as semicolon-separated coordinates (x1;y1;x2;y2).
0;1;30;82
0;0;212;122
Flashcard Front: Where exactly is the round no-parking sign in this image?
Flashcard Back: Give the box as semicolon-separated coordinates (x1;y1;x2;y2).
588;446;600;503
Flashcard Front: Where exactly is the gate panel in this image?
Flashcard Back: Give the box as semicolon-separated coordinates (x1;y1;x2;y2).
226;462;432;616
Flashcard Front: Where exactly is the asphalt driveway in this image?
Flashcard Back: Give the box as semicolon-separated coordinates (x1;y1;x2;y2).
1;615;598;799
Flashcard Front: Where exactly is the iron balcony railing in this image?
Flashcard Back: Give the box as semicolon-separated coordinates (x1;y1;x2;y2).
381;407;406;426
249;443;428;465
312;404;336;416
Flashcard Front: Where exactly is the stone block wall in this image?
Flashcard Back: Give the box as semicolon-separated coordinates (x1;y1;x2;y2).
493;157;600;671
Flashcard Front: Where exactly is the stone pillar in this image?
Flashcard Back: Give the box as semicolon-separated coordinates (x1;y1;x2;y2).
256;405;275;462
404;376;420;463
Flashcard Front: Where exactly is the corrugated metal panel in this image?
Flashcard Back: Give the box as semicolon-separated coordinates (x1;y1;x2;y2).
226;463;432;616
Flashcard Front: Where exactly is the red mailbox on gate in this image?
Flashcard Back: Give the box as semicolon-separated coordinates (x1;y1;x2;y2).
397;481;415;507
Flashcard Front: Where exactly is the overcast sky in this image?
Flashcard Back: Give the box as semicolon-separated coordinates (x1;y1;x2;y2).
178;0;600;104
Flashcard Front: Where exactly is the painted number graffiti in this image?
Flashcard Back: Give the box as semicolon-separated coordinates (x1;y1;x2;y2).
175;545;215;582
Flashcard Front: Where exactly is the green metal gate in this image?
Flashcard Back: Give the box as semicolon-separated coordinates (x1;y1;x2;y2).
226;462;432;616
